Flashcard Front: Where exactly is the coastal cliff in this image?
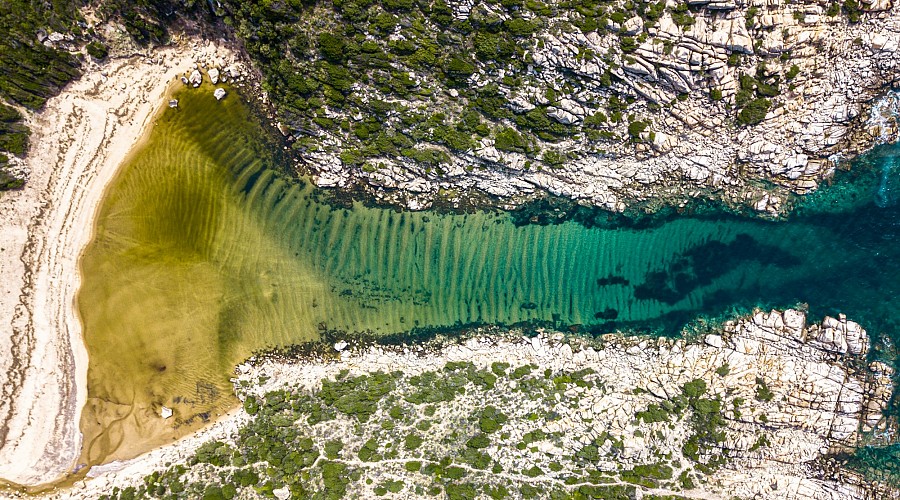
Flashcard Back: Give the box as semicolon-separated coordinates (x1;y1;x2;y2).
68;310;899;499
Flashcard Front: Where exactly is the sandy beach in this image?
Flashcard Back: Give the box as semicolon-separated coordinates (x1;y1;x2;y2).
0;40;236;488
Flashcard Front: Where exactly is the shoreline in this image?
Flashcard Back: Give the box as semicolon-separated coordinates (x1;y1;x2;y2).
0;30;896;497
0;41;237;488
56;310;899;499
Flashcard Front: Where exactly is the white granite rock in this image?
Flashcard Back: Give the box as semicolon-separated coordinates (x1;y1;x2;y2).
188;69;202;87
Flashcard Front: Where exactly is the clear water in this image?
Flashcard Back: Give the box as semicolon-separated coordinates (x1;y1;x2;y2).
78;86;900;472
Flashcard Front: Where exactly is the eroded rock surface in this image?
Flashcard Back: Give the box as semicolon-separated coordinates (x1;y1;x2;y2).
71;310;900;499
289;0;900;213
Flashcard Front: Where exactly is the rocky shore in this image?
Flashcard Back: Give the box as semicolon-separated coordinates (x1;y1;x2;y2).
292;0;900;215
64;309;899;499
10;1;900;219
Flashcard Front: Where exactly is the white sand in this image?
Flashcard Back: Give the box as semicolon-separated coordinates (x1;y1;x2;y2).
0;41;237;487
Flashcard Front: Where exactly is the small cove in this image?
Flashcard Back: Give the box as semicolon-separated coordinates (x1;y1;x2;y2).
77;85;900;469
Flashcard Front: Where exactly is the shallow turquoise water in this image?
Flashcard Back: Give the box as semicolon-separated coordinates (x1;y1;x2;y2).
275;146;900;346
80;89;900;468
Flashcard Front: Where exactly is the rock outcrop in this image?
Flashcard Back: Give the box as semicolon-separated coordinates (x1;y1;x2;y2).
295;0;900;214
240;309;896;499
68;309;900;499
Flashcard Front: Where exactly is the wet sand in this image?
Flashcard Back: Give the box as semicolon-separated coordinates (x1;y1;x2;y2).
0;42;235;487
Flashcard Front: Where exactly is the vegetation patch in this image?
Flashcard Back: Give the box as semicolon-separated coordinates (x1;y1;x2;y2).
99;356;713;499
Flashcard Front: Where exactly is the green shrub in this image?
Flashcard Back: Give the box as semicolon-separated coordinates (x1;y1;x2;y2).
755;377;775;402
389;39;417;56
636;403;670;423
324;64;354;93
0;103;30;157
466;434;491;449
444;466;466;479
432;126;475;151
319;372;397;422
193;441;235;467
682;379;707;398
671;3;695;29
0;128;29;156
510;364;534;379
524;465;543;477
382;479;405;493
584;112;608;128
619;36;638;53
735;88;754;109
505;18;538;36
474;32;516;62
630;462;673;480
404;433;424;450
491;362;509;376
404;366;468;403
318;33;347;63
737;98;771;126
383;0;414;10
86;42;109;60
641;0;666;22
627;120;648;140
744;6;759;27
324;440;344;459
541;150;567;167
756;81;780;97
843;0;862;22
485;484;510;499
446;483;477;499
201;485;226;500
358;438;380;461
445;57;476;81
786;65;800;80
493;127;529;153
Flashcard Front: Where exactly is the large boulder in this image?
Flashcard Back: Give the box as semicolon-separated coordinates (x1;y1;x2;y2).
189;70;202;87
